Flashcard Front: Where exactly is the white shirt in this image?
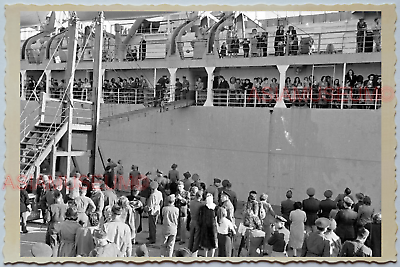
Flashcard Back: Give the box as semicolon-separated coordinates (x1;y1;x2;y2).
217;217;235;235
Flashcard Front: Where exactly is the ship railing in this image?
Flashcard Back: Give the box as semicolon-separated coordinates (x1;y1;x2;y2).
205;86;381;109
22;29;381;65
214;29;381;58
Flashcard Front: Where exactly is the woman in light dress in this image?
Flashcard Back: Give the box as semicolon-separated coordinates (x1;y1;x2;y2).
288;201;307;257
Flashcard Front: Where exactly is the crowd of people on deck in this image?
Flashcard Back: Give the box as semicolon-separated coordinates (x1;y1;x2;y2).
218;17;381;58
21;67;381;110
20;160;381;258
212;69;381;108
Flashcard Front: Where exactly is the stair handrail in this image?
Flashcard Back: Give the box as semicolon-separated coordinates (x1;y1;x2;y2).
20;104;41;138
20;115;69;175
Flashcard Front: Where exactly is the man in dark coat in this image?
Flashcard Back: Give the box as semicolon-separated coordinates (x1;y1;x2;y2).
302;187;320;233
365;213;381;257
219;180;237;212
20;182;31;233
206;178;221;205
335;187;355;210
139;36;147;60
301;217;331;257
335;196;358;243
281;190;295;229
318;189;337;218
105;158;117;190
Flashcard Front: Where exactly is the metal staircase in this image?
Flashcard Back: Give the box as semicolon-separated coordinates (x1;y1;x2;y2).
20;119;68;180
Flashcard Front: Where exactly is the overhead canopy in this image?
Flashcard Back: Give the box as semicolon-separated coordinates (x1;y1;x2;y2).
20;11;179;28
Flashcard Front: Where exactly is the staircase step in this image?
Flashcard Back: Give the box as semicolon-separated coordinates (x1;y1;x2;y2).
20;154;36;159
30;130;55;135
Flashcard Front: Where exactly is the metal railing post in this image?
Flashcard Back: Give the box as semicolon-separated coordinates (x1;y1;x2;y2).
317;33;322;54
226;90;229;106
135;89;138;104
363;31;366;53
244;90;247;107
374;89;378;110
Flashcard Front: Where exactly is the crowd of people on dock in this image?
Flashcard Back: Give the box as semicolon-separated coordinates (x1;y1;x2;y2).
20;161;381;258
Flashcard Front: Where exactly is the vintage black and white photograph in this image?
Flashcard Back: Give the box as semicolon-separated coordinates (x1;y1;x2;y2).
13;8;390;261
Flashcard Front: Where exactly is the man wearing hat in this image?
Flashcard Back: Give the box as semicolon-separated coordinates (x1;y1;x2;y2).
89;229;123;257
90;182;104;220
302;187;320;233
175;180;190;244
268;215;290;257
169;164;180;182
115;160;124;192
129;165;141;196
161;194;179;257
356;17;368;53
188;190;204;257
219;180;238;212
145;181;163;244
103;205;132;257
220;190;235;224
301;217;331;257
281;190;295;229
207;178;221;205
339;227;372;257
324;219;342;257
353;193;365;213
31;243;53;257
335;196;358;243
105;158;117;189
20;181;31;234
318;189;337;219
188;173;200;190
183;171;193;191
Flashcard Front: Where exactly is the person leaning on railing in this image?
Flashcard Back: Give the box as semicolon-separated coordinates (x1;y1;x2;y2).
372;18;381;52
356;17;368;53
274;25;286;56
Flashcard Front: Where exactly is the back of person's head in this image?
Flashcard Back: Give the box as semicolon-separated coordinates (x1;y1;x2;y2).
260;193;268;201
357;227;370;241
174;247;192;257
53;190;61;200
88;212;100;227
135;244;149;257
363;196;372;206
199;182;206;191
294;201;302;210
286;190;293;199
344;187;351;195
117;196;129;208
195;190;203;200
167;194;176;205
